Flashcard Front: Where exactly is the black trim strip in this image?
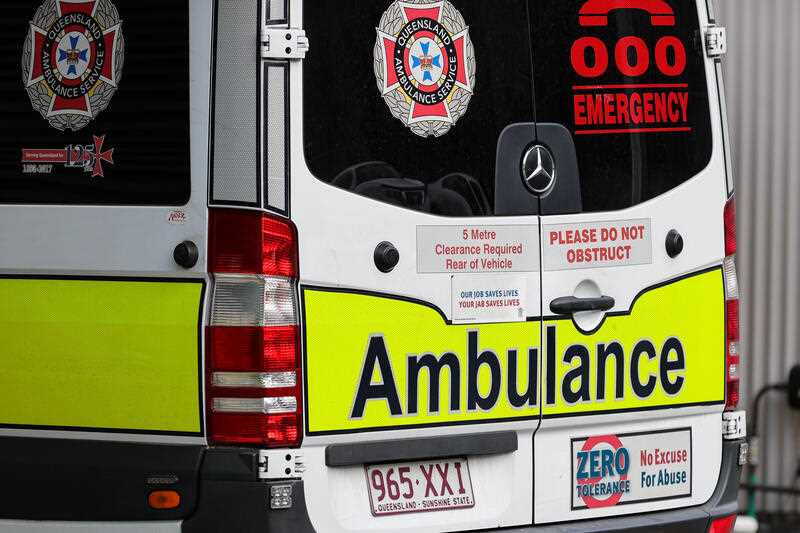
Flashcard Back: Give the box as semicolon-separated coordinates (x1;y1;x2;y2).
255;0;263;209
284;59;291;216
206;0;218;207
0;423;202;437
263;0;289;25
325;431;518;467
210;199;262;208
208;0;219;205
0;274;205;283
306;401;722;437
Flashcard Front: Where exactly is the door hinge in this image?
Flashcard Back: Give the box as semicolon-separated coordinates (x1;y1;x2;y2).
704;25;727;58
722;410;747;440
261;27;308;60
258;449;305;480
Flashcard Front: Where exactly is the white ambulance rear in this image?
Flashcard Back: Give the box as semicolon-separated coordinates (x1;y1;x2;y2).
0;0;744;532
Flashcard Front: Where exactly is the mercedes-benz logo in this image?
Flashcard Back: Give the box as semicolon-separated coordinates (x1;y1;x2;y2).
521;144;556;195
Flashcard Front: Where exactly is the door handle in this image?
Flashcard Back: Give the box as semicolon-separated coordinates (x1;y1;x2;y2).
173;241;199;269
550;295;615;315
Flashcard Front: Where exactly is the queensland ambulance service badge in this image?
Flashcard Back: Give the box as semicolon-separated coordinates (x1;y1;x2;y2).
375;0;475;138
22;0;125;131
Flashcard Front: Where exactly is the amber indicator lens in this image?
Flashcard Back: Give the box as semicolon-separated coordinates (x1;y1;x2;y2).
148;490;181;510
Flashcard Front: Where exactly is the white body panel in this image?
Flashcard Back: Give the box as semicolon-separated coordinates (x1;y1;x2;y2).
291;87;542;533
533;0;728;523
534;409;722;523
303;427;534;533
0;0;213;446
0;0;733;528
290;3;539;530
0;0;213;279
289;0;729;529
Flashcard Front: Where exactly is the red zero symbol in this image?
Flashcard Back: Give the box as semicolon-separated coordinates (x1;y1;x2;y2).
571;37;609;78
578;435;628;509
615;37;650;77
655;36;687;76
570;35;686;78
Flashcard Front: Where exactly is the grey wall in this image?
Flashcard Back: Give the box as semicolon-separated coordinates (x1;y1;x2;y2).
716;0;800;512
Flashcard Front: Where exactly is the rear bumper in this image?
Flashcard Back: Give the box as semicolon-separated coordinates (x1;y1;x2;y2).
181;449;316;533
0;439;741;533
181;479;315;533
182;439;742;533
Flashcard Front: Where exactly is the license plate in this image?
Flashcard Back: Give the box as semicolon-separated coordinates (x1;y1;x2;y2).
365;458;475;516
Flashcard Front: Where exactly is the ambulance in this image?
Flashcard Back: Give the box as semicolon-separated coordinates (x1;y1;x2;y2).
0;0;746;531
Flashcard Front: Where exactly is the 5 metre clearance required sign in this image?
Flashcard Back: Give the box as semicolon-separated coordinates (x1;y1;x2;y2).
302;269;725;434
571;429;691;510
416;225;539;274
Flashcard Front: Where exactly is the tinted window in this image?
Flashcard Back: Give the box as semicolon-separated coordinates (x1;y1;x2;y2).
304;1;534;217
531;0;713;212
0;0;190;205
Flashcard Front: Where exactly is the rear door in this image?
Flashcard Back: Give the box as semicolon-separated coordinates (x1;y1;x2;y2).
295;1;543;531
0;0;212;520
530;0;728;523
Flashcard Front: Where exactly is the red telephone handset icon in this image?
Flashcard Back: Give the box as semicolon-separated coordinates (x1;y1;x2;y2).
579;0;676;27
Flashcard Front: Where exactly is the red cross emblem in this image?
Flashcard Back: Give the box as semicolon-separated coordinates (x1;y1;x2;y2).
88;135;115;178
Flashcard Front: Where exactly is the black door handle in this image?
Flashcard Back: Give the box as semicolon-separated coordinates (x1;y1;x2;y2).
550;295;615;315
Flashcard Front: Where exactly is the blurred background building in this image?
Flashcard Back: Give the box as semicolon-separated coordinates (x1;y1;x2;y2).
717;0;800;523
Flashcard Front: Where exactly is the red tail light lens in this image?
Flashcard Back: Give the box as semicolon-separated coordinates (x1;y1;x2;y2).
725;297;740;409
724;199;736;256
210;412;300;447
708;515;736;533
207;209;302;448
209;208;297;277
726;299;740;342
209;326;298;372
723;198;739;410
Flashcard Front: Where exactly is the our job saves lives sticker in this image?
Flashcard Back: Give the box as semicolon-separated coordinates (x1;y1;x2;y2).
571;428;691;510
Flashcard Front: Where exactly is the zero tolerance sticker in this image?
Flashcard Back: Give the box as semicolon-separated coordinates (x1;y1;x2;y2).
22;0;125;131
375;0;475;138
572;429;691;510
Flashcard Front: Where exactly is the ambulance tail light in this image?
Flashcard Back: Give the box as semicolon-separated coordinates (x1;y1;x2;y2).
207;209;301;447
724;198;740;410
724;198;736;256
708;515;736;533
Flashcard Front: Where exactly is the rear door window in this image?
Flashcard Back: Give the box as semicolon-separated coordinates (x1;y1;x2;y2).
0;1;190;205
531;0;713;212
303;1;534;217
